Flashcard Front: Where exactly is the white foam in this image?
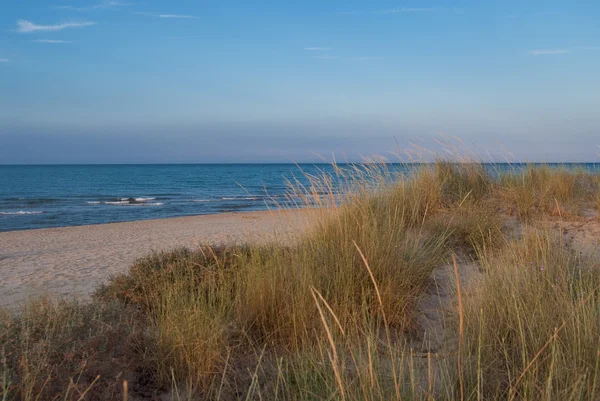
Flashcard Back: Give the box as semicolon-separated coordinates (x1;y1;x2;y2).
221;196;259;201
110;197;157;203
87;201;101;205
105;201;163;206
0;211;43;216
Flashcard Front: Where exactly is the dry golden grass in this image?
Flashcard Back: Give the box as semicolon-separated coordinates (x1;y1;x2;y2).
0;298;145;400
461;231;600;400
497;165;600;220
2;157;600;400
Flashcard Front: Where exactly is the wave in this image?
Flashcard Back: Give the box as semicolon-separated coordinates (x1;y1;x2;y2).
105;198;163;207
222;197;259;201
0;211;43;216
4;197;59;205
115;197;157;203
86;195;282;206
192;197;260;202
87;196;162;206
192;195;283;203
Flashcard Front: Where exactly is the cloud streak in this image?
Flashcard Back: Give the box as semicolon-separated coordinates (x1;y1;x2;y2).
33;39;72;44
16;19;97;33
313;55;384;61
54;1;132;11
351;56;384;60
529;49;570;56
509;11;563;19
529;46;600;56
0;58;9;63
304;47;330;51
338;7;461;16
134;12;197;19
377;7;438;14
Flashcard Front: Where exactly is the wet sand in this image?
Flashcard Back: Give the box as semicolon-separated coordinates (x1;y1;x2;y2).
0;209;315;309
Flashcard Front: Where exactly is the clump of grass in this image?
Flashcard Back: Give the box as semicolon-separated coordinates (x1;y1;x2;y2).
460;231;600;400
426;203;504;255
97;246;269;390
294;165;451;331
276;336;455;401
497;165;600;219
497;178;538;221
433;161;491;206
0;298;146;401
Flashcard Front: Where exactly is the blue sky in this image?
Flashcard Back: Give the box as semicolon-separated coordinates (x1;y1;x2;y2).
0;0;599;163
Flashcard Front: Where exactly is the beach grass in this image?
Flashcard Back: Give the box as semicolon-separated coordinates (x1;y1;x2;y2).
2;158;600;400
460;230;600;400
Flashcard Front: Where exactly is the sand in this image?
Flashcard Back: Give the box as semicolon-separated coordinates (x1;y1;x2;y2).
0;209;316;309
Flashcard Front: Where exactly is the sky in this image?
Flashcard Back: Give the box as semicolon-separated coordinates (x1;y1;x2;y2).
0;0;599;163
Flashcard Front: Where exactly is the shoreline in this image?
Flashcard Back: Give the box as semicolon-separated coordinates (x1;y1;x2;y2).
0;208;302;234
0;208;316;310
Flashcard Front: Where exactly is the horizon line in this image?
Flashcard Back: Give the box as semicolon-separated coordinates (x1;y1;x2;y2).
1;161;599;166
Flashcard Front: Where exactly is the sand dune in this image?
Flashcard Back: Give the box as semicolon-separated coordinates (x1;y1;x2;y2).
0;209;315;309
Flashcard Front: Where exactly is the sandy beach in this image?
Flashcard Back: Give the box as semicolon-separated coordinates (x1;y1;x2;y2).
0;209;315;309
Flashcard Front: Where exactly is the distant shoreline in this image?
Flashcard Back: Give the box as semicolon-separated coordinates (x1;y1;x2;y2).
1;162;600;166
0;208;294;234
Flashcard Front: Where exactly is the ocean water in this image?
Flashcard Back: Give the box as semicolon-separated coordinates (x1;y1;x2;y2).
0;164;344;232
1;163;599;232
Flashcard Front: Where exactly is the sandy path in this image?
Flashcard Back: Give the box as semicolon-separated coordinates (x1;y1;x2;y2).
0;209;315;309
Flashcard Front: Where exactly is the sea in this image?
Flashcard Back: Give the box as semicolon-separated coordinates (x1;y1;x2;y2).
1;163;599;232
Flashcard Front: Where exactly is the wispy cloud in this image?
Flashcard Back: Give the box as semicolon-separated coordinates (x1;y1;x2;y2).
509;11;563;19
313;55;341;60
313;55;384;61
338;7;461;16
304;47;330;51
0;58;9;63
529;49;570;56
529;46;600;56
54;1;132;11
134;12;197;19
376;7;438;14
33;39;72;44
351;56;384;60
16;19;97;33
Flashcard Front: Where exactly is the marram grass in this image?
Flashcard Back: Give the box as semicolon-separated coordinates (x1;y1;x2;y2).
1;159;600;400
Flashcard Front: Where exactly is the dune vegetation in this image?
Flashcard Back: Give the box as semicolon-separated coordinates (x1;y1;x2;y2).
2;155;600;400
